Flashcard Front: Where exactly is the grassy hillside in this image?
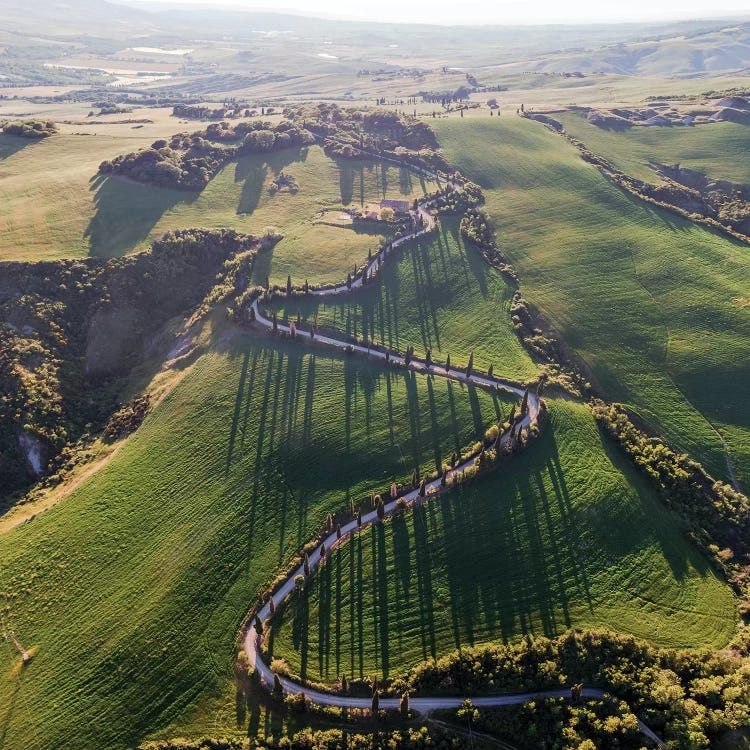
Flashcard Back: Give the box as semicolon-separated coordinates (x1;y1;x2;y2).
434;117;750;487
271;398;737;683
0;135;433;274
268;218;539;383
0;332;512;750
149;144;435;285
557;112;750;185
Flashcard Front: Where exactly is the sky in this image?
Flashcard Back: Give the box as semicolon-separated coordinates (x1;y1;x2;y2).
152;0;750;25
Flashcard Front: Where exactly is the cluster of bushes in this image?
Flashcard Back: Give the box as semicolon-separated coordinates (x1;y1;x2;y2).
172;103;253;120
102;395;151;441
138;727;448;749
397;630;750;749
427;181;483;215
0;229;261;499
99;120;314;190
2;119;57;138
283;103;449;174
268;171;299;194
592;400;750;608
459;206;495;249
469;694;643;750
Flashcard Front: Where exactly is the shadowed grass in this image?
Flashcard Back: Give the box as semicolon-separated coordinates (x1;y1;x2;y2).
434;116;750;486
0;333;512;750
269;218;539;383
271;399;737;683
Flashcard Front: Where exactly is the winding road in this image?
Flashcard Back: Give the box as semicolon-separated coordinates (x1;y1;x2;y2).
240;152;665;748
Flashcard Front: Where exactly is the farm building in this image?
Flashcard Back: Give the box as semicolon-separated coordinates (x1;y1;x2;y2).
380;199;411;214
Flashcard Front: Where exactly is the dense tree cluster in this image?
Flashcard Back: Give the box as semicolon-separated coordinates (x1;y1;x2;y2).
138;726;449;749
460;207;495;249
2;119;57;138
472;695;644;750
283;103;447;173
0;229;260;498
398;630;750;749
99;120;314;190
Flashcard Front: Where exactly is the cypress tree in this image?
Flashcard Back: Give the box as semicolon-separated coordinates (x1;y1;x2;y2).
426;349;432;368
446;353;451;372
273;673;283;700
419;479;426;498
488;363;494;378
400;692;410;718
269;596;275;615
509;404;516;423
371;691;380;715
412;468;418;487
342;674;349;693
521;389;529;414
347;272;352;289
336;523;342;539
357;511;362;527
264;275;270;290
286;274;292;295
254;615;263;635
320;542;326;558
376;499;385;520
467;351;474;377
451;452;457;468
326;513;333;530
310;325;315;339
303;551;310;577
272;312;278;331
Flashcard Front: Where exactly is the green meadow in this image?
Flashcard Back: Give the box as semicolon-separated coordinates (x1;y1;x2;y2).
268;218;539;383
271;398;737;684
0;334;511;750
0;136;434;275
434;117;750;487
557;111;750;185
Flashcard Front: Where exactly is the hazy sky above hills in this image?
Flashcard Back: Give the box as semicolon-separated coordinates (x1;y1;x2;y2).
160;0;750;25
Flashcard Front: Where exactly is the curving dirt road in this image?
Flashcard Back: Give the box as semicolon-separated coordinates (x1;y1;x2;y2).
240;156;665;748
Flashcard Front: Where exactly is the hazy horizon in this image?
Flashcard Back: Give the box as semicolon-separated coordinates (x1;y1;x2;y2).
124;0;750;26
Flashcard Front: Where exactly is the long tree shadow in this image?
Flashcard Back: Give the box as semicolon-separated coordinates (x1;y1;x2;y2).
0;133;35;160
85;175;191;258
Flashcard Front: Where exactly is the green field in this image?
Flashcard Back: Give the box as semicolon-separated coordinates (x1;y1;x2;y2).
0;333;514;750
270;398;737;683
148;144;435;285
0;136;434;276
433;117;750;487
557;111;750;185
268;218;539;383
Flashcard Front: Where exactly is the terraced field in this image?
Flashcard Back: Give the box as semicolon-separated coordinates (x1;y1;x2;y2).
0;334;512;750
270;398;736;683
557;111;750;185
268;218;539;382
434;116;750;487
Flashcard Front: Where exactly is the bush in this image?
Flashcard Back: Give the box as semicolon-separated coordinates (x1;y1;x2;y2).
3;119;57;138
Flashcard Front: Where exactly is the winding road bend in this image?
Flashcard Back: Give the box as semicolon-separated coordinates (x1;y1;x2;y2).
241;155;665;749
